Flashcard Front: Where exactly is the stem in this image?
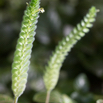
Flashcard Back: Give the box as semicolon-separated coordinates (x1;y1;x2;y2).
45;91;51;103
14;97;18;103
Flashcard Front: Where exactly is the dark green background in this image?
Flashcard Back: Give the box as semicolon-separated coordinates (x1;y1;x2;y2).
0;0;103;103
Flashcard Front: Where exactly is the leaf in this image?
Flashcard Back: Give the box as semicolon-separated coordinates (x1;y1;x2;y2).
71;92;93;103
97;99;103;103
62;94;77;103
74;73;89;93
33;91;63;103
0;94;13;103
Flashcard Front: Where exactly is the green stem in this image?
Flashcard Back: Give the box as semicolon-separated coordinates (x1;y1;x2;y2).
14;97;18;103
45;91;51;103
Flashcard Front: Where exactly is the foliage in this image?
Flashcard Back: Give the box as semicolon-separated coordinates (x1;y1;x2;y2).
34;91;76;103
0;94;13;103
71;74;94;103
34;91;63;103
96;99;103;103
0;0;103;103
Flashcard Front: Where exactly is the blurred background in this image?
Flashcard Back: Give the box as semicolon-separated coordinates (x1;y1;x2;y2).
0;0;103;103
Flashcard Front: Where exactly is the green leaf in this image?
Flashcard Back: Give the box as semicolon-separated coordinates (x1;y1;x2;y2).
43;6;98;91
74;73;89;93
71;92;93;103
62;94;77;103
0;94;13;103
33;91;63;103
97;99;103;103
34;91;77;103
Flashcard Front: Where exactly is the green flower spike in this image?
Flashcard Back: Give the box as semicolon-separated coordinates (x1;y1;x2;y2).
11;0;44;103
43;6;98;103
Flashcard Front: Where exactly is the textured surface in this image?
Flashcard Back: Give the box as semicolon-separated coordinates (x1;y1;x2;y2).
43;7;98;91
12;0;40;99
